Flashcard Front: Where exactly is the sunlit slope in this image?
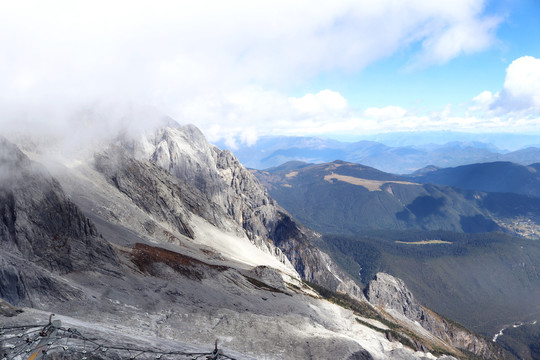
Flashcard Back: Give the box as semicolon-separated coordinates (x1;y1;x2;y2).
253;160;501;234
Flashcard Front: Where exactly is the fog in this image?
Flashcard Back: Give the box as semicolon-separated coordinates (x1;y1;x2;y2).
1;1;522;149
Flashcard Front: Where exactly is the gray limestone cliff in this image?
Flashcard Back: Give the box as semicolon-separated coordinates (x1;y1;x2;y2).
365;272;508;359
122;125;364;297
0;138;118;307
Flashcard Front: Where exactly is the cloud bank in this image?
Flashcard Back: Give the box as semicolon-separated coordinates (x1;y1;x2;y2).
0;0;524;147
203;55;540;147
490;56;540;113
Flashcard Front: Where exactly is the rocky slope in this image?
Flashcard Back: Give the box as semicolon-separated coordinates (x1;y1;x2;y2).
365;273;507;359
0;137;397;359
0;124;509;359
0;138;118;307
122;125;364;298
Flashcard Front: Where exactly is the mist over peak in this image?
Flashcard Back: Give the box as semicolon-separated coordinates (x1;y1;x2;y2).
3;102;180;163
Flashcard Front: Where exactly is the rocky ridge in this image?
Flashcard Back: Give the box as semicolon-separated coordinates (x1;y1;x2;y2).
0;138;118;307
365;272;507;359
0;124;509;359
126;125;364;298
2;137;388;359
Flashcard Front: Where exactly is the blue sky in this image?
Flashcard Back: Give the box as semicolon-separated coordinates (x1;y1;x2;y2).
300;0;540;112
1;1;539;148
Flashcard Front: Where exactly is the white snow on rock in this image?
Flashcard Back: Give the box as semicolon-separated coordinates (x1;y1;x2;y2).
189;215;298;278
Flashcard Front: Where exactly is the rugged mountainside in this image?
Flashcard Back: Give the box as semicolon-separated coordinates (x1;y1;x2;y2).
123;125;364;297
0;125;510;359
0;138;118;306
365;273;504;359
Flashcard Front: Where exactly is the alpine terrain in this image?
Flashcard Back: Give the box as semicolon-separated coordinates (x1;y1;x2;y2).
253;160;540;351
0;121;510;359
219;135;540;174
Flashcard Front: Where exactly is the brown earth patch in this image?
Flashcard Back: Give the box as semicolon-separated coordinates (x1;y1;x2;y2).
131;243;228;280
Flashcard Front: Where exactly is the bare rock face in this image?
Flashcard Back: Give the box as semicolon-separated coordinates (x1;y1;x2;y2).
94;149;199;240
346;350;374;360
142;124;226;198
365;272;507;359
0;138;118;306
215;149;280;244
213;148;365;299
123;125;364;297
365;272;423;320
270;212;365;299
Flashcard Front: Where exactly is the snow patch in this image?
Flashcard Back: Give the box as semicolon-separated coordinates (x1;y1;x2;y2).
189;215;298;278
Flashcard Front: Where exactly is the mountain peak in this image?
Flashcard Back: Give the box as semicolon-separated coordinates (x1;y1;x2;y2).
0;123;515;359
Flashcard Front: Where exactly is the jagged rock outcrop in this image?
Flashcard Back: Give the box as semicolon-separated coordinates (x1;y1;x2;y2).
365;272;508;359
346;349;375;360
0;138;119;306
215;148;363;298
122;125;364;297
94;148;200;240
130;124;226;198
215;149;280;243
91;146;296;269
0;139;117;274
0;127;502;360
365;273;424;320
270;212;365;299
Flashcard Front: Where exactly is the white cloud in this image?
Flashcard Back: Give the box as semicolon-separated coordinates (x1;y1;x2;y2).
364;106;407;119
4;0;533;153
240;128;259;147
0;0;502;142
469;56;540;117
471;90;496;110
289;90;348;115
495;56;540;113
415;5;501;66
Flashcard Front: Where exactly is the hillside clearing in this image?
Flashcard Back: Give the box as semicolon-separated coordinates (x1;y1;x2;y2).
395;240;453;245
324;173;418;191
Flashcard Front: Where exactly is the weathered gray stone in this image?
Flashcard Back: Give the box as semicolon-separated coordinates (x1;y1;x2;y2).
365;272;423;320
347;349;374;360
366;272;506;359
0;138;119;306
123;125;365;297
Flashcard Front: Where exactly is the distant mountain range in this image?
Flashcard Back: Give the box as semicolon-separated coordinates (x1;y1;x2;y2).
252;159;540;342
253;160;540;236
408;161;540;197
358;131;540;151
218;134;540;174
